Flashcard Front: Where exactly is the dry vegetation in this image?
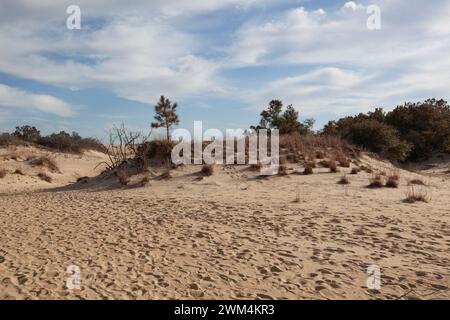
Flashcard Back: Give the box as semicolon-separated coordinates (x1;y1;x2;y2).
368;175;384;188
200;164;214;176
37;172;52;183
116;169;130;186
30;156;59;173
404;186;430;203
13;169;24;175
337;175;350;185
0;168;7;178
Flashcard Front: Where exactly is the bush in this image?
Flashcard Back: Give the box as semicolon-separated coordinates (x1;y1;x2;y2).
38;131;105;153
368;175;384;188
13;169;24;175
201;164;214;176
30;156;59;173
116;169;130;186
404;186;429;203
350;167;360;174
37;172;52;183
278;164;288;175
303;166;313;175
385;176;399;188
337;175;350;185
0;169;7;178
328;160;338;173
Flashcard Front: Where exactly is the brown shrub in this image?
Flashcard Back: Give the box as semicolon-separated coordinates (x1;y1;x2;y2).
37;172;52;183
404;186;429;203
367;175;384;188
350;167;360;175
13;169;24;175
303;166;313;175
409;179;426;186
278;164;288;175
160;171;172;180
249;162;262;171
328;160;338;173
360;165;373;173
337;175;350;185
337;157;351;168
201;164;214;176
117;169;130;186
76;176;89;183
318;160;330;168
385;176;399;188
306;161;316;168
140;176;150;186
315;150;325;159
30;156;59;172
0;169;7;178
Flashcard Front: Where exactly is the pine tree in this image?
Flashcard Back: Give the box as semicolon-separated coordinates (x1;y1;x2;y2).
151;95;180;140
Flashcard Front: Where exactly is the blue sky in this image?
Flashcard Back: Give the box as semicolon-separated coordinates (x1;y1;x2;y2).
1;0;449;140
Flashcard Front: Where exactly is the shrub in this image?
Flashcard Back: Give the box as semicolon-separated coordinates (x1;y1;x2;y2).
37;172;52;183
350;167;360;174
13;169;24;175
328;160;338;173
140;176;150;186
0;169;7;178
367;175;384;188
30;156;59;173
385;176;399;188
303;166;313;175
0;133;27;146
201;164;214;176
249;163;262;171
404;186;429;203
160;171;172;180
306;161;316;168
116;169;130;186
76;176;89;183
337;175;350;185
315;151;325;159
278;164;288;175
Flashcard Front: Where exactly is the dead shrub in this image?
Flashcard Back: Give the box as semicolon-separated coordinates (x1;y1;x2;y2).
303;166;314;175
13;169;24;175
30;156;59;172
337;157;351;168
350;167;360;175
337;175;350;185
201;164;214;176
37;172;52;183
160;171;172;180
278;164;288;175
116;169;130;186
367;175;384;188
306;161;316;168
249;162;262;171
404;186;429;203
0;169;7;178
328;160;338;173
385;176;399;188
315;150;325;159
409;179;426;186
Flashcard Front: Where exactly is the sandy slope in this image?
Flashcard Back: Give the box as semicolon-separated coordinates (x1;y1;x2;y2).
0;147;449;299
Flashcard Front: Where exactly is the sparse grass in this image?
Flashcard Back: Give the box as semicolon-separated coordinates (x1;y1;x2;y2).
404;186;429;203
367;175;384;188
385;176;399;188
201;164;214;176
328;160;338;173
30;156;59;172
0;169;7;178
350;167;360;175
116;169;130;186
37;172;52;183
13;169;24;175
409;179;426;186
303;165;314;175
337;175;350;185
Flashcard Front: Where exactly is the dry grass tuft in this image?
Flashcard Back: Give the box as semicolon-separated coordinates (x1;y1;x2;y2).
404;186;429;203
303;165;314;175
13;169;24;175
350;167;360;175
328;160;338;173
337;157;351;168
37;172;52;183
385;176;399;188
0;168;7;178
201;164;214;176
409;179;426;186
30;156;59;172
160;171;172;180
116;169;130;186
337;175;350;185
367;175;384;188
315;150;325;159
278;164;288;175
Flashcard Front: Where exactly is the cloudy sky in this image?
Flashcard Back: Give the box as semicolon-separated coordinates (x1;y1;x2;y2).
0;0;449;139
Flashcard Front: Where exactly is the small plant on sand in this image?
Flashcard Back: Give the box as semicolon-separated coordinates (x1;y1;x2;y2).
337;157;350;168
31;156;59;173
350;167;360;175
315;150;325;159
116;169;130;186
303;165;314;175
367;175;384;188
13;169;24;175
328;160;338;173
278;164;288;175
201;164;214;176
404;186;429;203
37;172;52;183
385;175;399;188
337;175;350;185
409;179;426;186
0;169;7;178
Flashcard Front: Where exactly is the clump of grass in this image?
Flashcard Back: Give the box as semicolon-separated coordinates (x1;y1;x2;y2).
315;151;325;159
367;175;384;188
201;164;214;176
278;164;288;175
160;171;172;180
350;167;360;175
116;169;130;186
385;176;399;188
30;156;59;173
360;165;373;173
337;175;350;185
303;165;314;175
409;179;426;186
337;157;351;168
318;160;330;168
0;169;7;178
13;169;24;175
140;176;150;187
404;186;429;203
328;160;338;173
37;172;52;183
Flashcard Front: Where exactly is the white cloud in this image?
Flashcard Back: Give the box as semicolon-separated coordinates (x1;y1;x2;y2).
343;2;365;11
0;84;75;117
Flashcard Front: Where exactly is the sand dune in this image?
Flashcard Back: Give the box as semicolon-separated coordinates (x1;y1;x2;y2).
0;147;449;299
